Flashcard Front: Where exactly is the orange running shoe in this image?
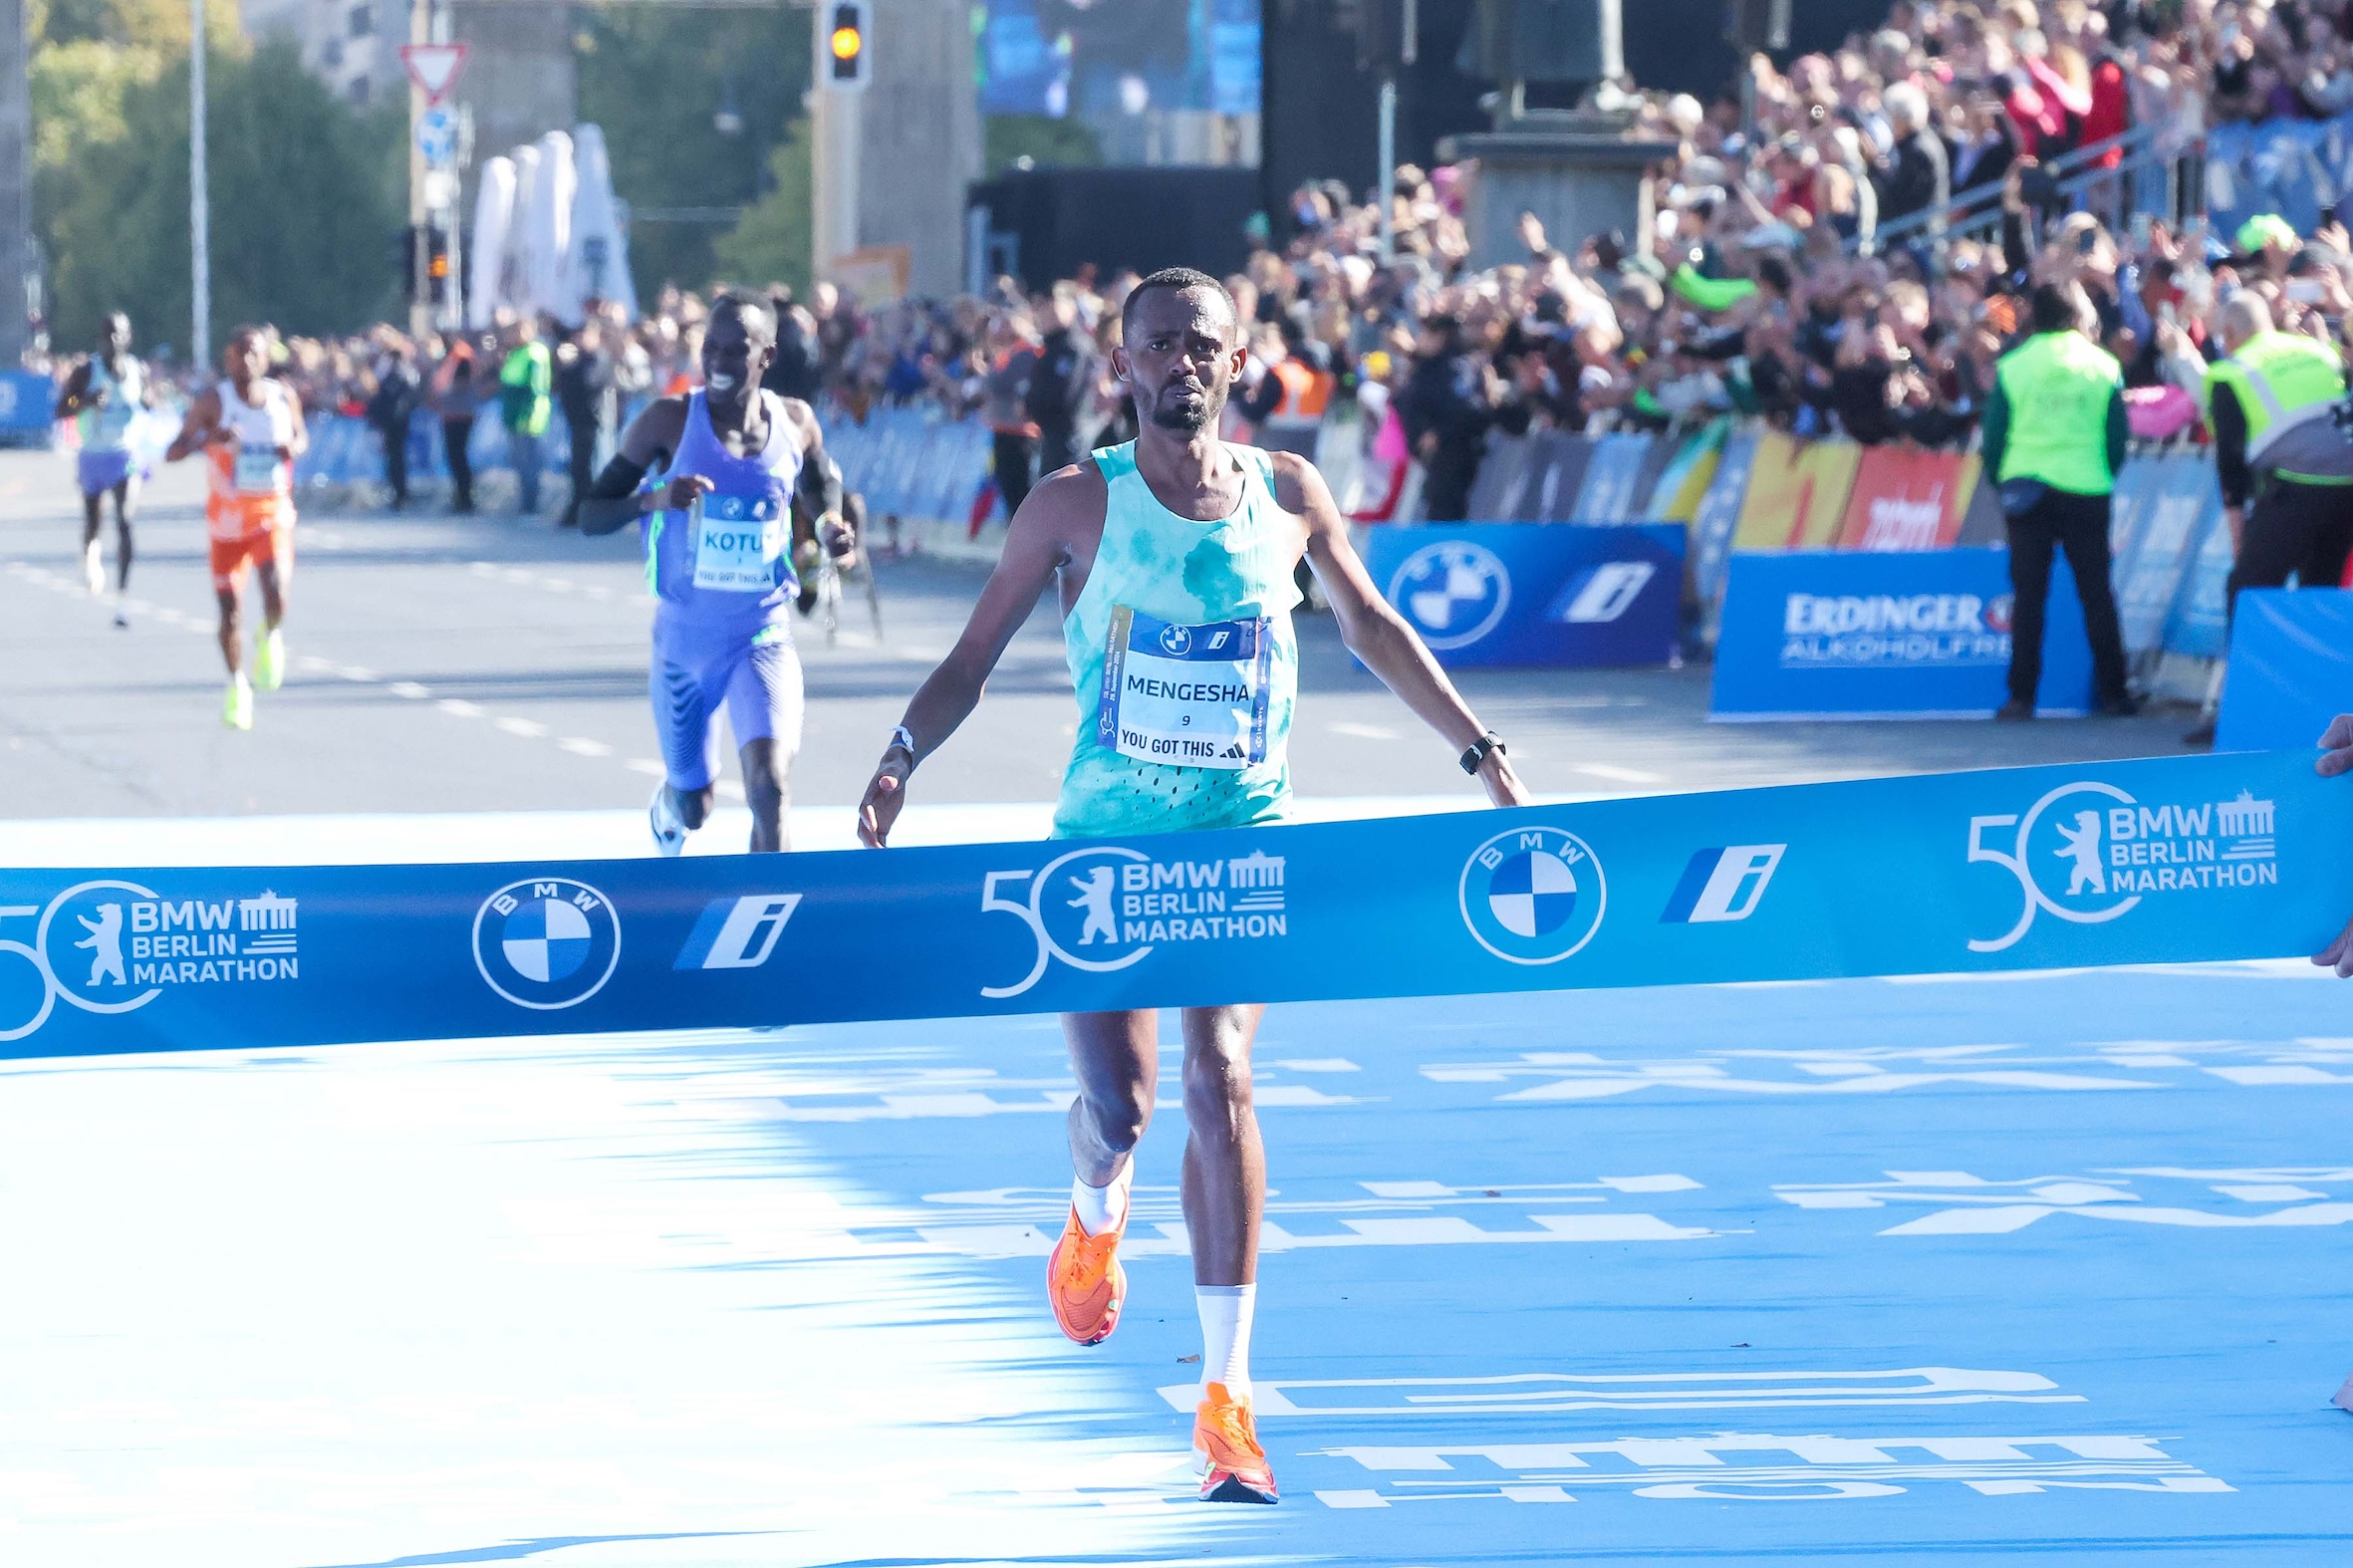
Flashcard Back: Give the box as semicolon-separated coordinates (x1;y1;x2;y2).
1046;1205;1126;1345
1193;1383;1278;1504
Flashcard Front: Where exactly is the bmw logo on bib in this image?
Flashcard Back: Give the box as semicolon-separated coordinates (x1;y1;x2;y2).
1458;826;1607;965
472;877;623;1009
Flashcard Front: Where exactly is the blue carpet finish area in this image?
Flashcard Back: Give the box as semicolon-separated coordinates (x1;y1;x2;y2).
3;961;2348;1566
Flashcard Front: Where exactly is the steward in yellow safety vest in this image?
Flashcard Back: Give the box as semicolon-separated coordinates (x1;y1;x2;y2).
1979;282;2137;720
2189;290;2353;746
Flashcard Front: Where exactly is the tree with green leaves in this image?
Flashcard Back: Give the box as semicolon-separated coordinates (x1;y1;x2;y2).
36;26;404;358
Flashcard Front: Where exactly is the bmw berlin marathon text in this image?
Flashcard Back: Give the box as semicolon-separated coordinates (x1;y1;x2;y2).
3;881;301;1041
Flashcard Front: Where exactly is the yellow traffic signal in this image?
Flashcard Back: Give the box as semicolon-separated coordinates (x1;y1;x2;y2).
826;3;868;87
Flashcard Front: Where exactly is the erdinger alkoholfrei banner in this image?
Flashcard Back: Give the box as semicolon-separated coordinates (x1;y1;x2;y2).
2;753;2344;1059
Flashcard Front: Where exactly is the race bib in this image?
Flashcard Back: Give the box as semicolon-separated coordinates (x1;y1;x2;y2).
233;444;282;495
1095;607;1271;771
691;493;785;592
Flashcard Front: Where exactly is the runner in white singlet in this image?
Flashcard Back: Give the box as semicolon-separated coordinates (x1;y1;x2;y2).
164;327;308;730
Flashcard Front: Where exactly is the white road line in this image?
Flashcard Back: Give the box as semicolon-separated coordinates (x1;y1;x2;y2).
336;664;378;682
627;758;665;778
1332;721;1404;741
494;716;549;738
559;737;613;757
388;680;431;699
437;698;484;718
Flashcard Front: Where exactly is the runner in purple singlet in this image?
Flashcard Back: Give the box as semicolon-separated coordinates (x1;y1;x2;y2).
577;294;848;854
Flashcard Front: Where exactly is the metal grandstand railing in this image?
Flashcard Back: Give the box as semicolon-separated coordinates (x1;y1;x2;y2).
1858;123;2199;259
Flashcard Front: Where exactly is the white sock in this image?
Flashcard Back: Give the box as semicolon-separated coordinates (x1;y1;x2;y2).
1071;1160;1133;1236
1196;1283;1256;1404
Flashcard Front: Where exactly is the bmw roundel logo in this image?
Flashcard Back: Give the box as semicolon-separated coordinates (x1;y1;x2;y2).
1458;826;1607;965
1389;541;1511;651
472;877;623;1009
1158;623;1192;655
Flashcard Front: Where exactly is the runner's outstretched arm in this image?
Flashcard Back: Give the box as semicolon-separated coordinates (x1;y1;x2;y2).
577;396;690;536
857;466;1103;846
163;390;223;463
1278;451;1531;808
53;363;89;423
2313;714;2353;976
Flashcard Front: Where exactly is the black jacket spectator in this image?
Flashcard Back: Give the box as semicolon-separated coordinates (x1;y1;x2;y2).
1876;127;1952;225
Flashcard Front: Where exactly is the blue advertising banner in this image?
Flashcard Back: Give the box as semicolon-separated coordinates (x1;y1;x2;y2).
2218;588;2353;751
1570;432;1655;522
2113;452;2221;657
0;369;54;444
2164;497;2236;659
1710;547;2091;719
2205;111;2353;241
1362;522;1683;668
1690;427;1762;615
1;753;2342;1061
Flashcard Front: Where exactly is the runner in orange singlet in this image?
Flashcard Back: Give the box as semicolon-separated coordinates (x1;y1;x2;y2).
166;327;308;730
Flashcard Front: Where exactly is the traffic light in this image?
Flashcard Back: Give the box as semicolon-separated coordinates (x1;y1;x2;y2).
399;225;454;305
824;2;869;90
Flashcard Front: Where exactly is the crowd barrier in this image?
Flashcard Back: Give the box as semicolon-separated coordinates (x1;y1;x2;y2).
0;751;2339;1059
1364;521;1683;667
1466;422;2240;676
2206;111;2353;243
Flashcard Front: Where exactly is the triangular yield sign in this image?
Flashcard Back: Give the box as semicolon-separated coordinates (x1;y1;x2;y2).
399;43;469;105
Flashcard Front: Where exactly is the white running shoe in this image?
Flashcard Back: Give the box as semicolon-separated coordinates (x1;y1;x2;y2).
83;541;104;596
112;600;130;629
649;783;687;857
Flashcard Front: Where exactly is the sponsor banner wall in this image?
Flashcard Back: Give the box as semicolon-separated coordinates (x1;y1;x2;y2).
3;752;2339;1060
1710;547;2092;718
1690;427;1763;616
1570;432;1657;522
1731;432;1862;551
2114;452;2222;657
1833;447;1982;551
1363;521;1684;667
0;370;57;443
1644;421;1727;524
2218;589;2353;751
2164;493;2237;660
1465;431;1594;522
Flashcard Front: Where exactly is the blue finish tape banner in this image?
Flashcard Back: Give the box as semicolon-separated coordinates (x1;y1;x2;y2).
2219;588;2353;751
1363;521;1683;668
1711;547;2091;718
2;753;2344;1061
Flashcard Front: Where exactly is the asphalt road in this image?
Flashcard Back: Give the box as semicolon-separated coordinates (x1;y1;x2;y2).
0;450;2211;825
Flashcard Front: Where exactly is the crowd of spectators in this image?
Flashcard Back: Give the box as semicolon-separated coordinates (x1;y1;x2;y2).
52;0;2353;530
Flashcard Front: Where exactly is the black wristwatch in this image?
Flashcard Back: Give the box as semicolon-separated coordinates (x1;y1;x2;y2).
1459;730;1505;775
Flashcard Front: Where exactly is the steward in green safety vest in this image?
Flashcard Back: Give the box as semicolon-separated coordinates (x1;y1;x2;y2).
2185;290;2353;749
2203;313;2352;511
1981;322;2129;497
1979;284;2136;723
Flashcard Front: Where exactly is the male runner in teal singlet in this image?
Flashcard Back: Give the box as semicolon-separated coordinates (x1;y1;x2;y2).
856;268;1529;1503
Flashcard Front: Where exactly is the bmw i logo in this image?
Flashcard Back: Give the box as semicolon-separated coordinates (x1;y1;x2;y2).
1458;826;1607;965
472;877;623;1009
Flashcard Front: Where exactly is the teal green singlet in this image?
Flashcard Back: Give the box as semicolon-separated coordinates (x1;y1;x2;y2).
1052;440;1300;839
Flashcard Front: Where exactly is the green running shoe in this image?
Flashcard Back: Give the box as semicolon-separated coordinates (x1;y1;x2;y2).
222;675;254;730
253;627;286;691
